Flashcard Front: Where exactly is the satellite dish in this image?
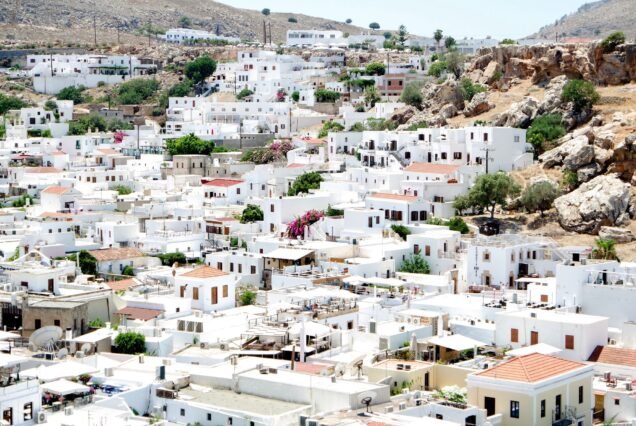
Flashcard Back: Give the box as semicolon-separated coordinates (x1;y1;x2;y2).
57;348;68;359
81;343;92;355
29;326;63;352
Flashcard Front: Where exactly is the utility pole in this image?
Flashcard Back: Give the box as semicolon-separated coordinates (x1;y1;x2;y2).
93;15;97;47
263;20;267;45
148;20;152;46
117;25;120;45
481;147;495;174
268;22;272;45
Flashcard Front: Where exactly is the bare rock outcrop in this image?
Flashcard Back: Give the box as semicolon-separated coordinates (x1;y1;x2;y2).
463;92;494;118
598;226;636;243
554;175;632;234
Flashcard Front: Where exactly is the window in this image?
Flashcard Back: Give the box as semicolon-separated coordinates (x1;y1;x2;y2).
180;408;185;416
23;402;33;421
483;251;490;261
615;398;620;406
54;320;60;327
223;285;229;298
565;335;575;350
180;286;186;298
414;244;420;254
270;204;275;212
238;264;242;273
35;319;41;329
510;401;520;418
425;245;431;256
229;263;234;272
531;331;539;345
484;133;489;142
411;211;418;221
579;386;584;404
207;414;212;421
192;287;199;300
211;287;218;304
511;328;519;343
217;262;223;270
540;399;545;418
251;265;256;274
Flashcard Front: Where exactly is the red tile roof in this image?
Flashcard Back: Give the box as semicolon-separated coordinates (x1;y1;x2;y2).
39;212;73;219
476;353;587;383
180;265;228;279
96;148;120;155
41;186;73;195
203;178;244;187
588;346;636;367
89;247;145;262
25;167;62;174
115;307;162;321
106;278;140;292
404;163;460;174
287;163;307;169
369;192;417;201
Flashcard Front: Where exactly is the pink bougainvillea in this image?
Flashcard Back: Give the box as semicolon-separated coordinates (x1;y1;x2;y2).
113;131;128;144
286;209;324;239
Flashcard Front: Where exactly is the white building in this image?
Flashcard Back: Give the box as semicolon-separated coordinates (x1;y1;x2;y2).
175;265;237;312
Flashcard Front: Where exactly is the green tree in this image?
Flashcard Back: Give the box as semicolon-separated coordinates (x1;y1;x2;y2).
314;89;341;103
391;224;411;241
121;265;135;276
116;79;160;105
383;31;393;40
239;289;257;306
287;16;297;23
433;29;443;49
236;88;253;100
288;172;323;196
427;61;448;78
527;114;566;156
12;194;33;208
444;36;456;50
345;19;352;24
114;331;146;354
400;81;424;108
462;173;521;219
57;86;85;104
499;38;517;45
67;250;98;275
520;181;560;216
44;100;58;111
591;238;618;260
157;252;186;266
115;185;133;195
240;204;264;223
325;205;344;217
261;8;271;16
166;133;215;156
447;217;470;234
291;91;300;102
169;79;194;97
365;62;385;76
88;318;106;329
561;79;600;113
178;16;192;28
399;254;431;274
369;22;380;30
397;25;409;47
600;31;625;53
0;94;28;115
445;50;464;78
404;120;428;131
184;56;217;85
459;78;486;101
364;86;381;108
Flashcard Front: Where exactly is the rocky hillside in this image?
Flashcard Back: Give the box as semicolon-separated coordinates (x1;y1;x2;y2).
531;0;636;41
0;0;366;45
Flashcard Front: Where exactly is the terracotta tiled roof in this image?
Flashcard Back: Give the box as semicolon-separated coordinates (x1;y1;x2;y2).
475;353;587;383
208;217;238;223
369;192;417;201
89;247;145;262
48;151;67;156
287;163;307;169
588;345;636;367
41;186;72;195
115;306;162;321
180;265;228;279
25;167;62;174
39;211;73;219
203;178;244;187
404;163;459;174
106;278;140;292
96;148;119;155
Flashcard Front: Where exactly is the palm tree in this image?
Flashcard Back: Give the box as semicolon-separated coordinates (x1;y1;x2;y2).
433;29;443;51
591;238;618;260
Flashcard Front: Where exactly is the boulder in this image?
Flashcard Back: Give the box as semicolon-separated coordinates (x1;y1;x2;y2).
539;135;592;169
554;175;631;234
391;106;416;125
493;96;538;128
481;61;502;85
538;76;567;114
439;103;458;119
593;146;613;166
463;92;494;118
598;226;636;243
577;162;602;183
593;131;615;149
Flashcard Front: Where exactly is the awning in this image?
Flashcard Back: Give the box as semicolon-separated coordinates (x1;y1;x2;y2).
42;379;90;396
0;331;20;341
427;334;487;351
115;307;162;321
288;321;332;337
508;343;561;357
265;248;313;261
516;277;556;284
22;361;98;382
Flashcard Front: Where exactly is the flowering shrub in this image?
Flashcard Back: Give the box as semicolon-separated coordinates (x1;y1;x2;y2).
243;140;294;164
287;209;324;239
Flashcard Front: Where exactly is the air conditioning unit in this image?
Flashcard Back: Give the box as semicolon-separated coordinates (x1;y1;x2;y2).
64;407;73;416
609;339;617;345
384;406;394;413
626;382;633;391
37;412;47;424
398;402;407;410
200;342;209;349
219;343;228;351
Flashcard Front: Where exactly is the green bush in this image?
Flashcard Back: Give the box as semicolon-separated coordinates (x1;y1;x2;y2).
168;79;194;97
0;93;28;114
288;172;323;196
365;62;385;76
325;205;344;217
561;79;600;113
157;252;186;266
391;224;410;241
399;254;430;274
12;194;33;208
240;204;264;223
366;118;397;131
116;79;159;105
166;133;215;156
57;86;85;104
239;289;257;305
459;78;486;101
404;120;428;131
427;61;447;78
121;265;134;276
237;88;253;100
291;91;300;102
287;16;297;23
88;318;106;329
115;185;133;195
499;38;517;45
68;114;132;135
114;331;146;354
447;217;470;234
561;170;579;190
600;31;625;53
314;89;341;103
318;121;344;138
400;81;424;108
66;250;98;276
527;114;566;156
44;100;58;111
521;181;560;216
